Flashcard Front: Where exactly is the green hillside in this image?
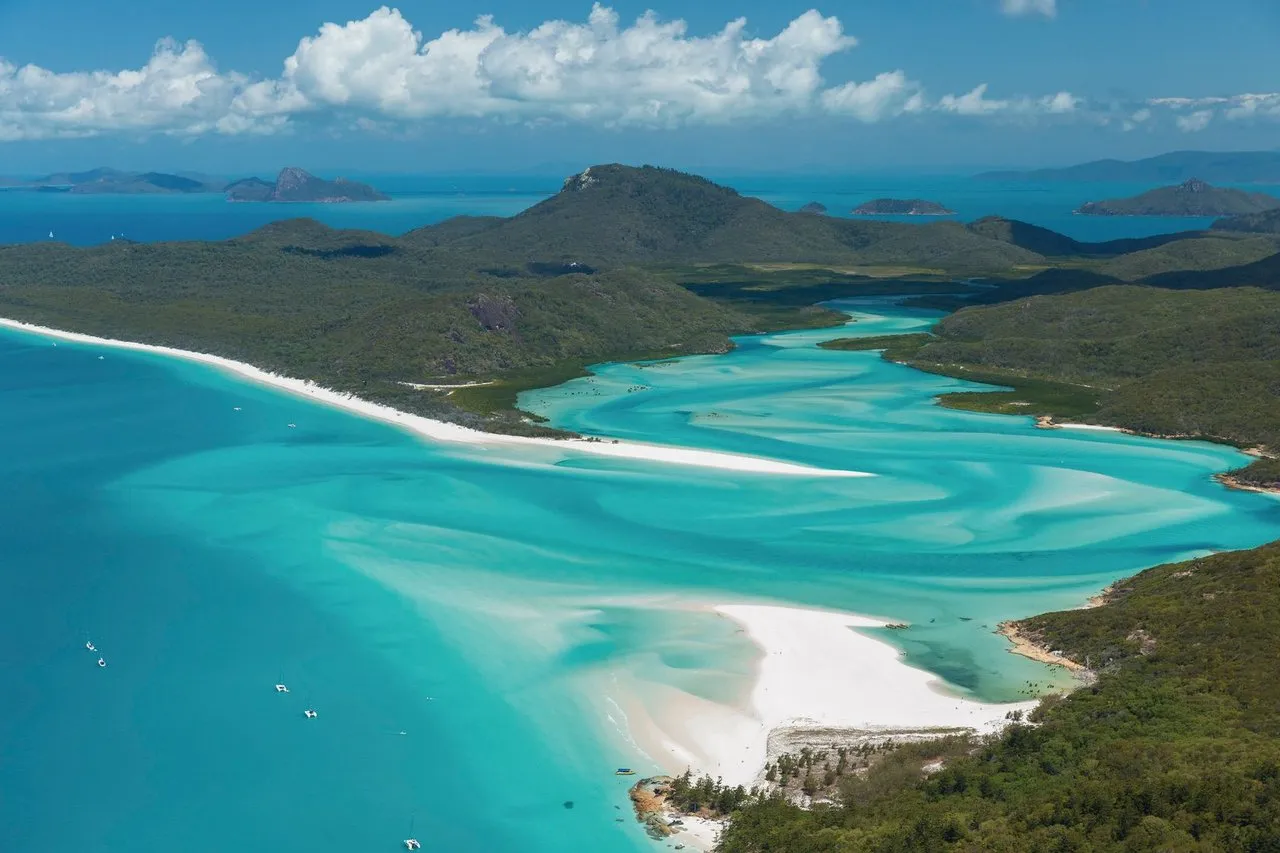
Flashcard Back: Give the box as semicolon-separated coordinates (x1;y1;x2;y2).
1099;235;1279;280
405;165;1041;272
0;222;756;434
1213;207;1280;234
896;286;1280;484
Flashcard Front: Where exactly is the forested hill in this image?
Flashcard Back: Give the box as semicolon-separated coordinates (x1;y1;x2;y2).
402;164;1040;270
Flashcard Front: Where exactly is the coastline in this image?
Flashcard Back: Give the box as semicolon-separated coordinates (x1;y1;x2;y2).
0;317;871;479
612;603;1036;793
1216;473;1280;496
997;621;1086;672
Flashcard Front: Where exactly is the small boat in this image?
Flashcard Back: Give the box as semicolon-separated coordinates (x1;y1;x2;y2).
614;768;636;776
233;407;241;412
48;231;54;239
97;658;106;668
97;356;104;360
85;641;96;652
304;709;317;719
275;684;289;693
287;423;297;429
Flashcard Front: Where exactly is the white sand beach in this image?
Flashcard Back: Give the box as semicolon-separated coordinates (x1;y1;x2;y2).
619;603;1035;790
1056;423;1124;432
0;318;871;479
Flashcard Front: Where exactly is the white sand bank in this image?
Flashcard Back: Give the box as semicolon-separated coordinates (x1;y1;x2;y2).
625;603;1034;789
1056;423;1123;432
0;318;871;478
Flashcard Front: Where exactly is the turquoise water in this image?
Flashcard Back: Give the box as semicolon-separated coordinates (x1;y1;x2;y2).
5;172;1276;245
2;302;1279;852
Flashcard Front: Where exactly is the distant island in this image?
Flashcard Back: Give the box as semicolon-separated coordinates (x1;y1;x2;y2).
226;168;389;203
0;167;225;195
1075;178;1280;217
0;166;388;203
978;150;1280;184
798;201;827;214
851;198;955;216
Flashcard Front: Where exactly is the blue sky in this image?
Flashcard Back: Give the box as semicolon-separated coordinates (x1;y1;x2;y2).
1;0;1277;173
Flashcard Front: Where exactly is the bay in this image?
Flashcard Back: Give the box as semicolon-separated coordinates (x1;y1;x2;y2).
2;299;1278;852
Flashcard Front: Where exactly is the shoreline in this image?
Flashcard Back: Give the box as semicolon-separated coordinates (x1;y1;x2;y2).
0;317;872;479
996;621;1086;673
614;603;1036;793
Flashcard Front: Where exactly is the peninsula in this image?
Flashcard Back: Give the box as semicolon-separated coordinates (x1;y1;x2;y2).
1075;178;1280;217
851;198;955;215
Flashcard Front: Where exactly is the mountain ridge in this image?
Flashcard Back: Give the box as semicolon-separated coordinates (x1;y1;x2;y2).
978;150;1280;183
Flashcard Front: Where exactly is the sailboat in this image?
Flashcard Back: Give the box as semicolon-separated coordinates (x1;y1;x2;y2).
48;230;54;239
403;817;421;850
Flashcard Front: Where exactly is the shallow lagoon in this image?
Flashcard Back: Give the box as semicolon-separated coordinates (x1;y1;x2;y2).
1;301;1277;852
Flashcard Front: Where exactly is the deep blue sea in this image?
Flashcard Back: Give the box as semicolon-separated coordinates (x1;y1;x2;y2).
2;178;1280;853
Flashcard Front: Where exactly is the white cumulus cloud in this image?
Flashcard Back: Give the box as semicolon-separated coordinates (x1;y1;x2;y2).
13;4;1270;141
819;71;923;122
1144;92;1280;131
935;84;1077;117
0;39;254;141
1000;0;1057;18
249;4;856;126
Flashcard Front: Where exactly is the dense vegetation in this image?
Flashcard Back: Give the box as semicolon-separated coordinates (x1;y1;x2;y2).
0;224;768;433
1076;178;1280;217
718;542;1280;852
895;286;1280;484
1214;207;1280;235
404;165;1040;271
1097;235;1279;280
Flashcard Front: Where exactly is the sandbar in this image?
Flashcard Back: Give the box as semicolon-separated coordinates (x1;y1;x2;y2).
618;602;1035;790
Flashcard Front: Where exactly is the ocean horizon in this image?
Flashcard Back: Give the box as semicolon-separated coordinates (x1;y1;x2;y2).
3;296;1278;852
4;171;1274;248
